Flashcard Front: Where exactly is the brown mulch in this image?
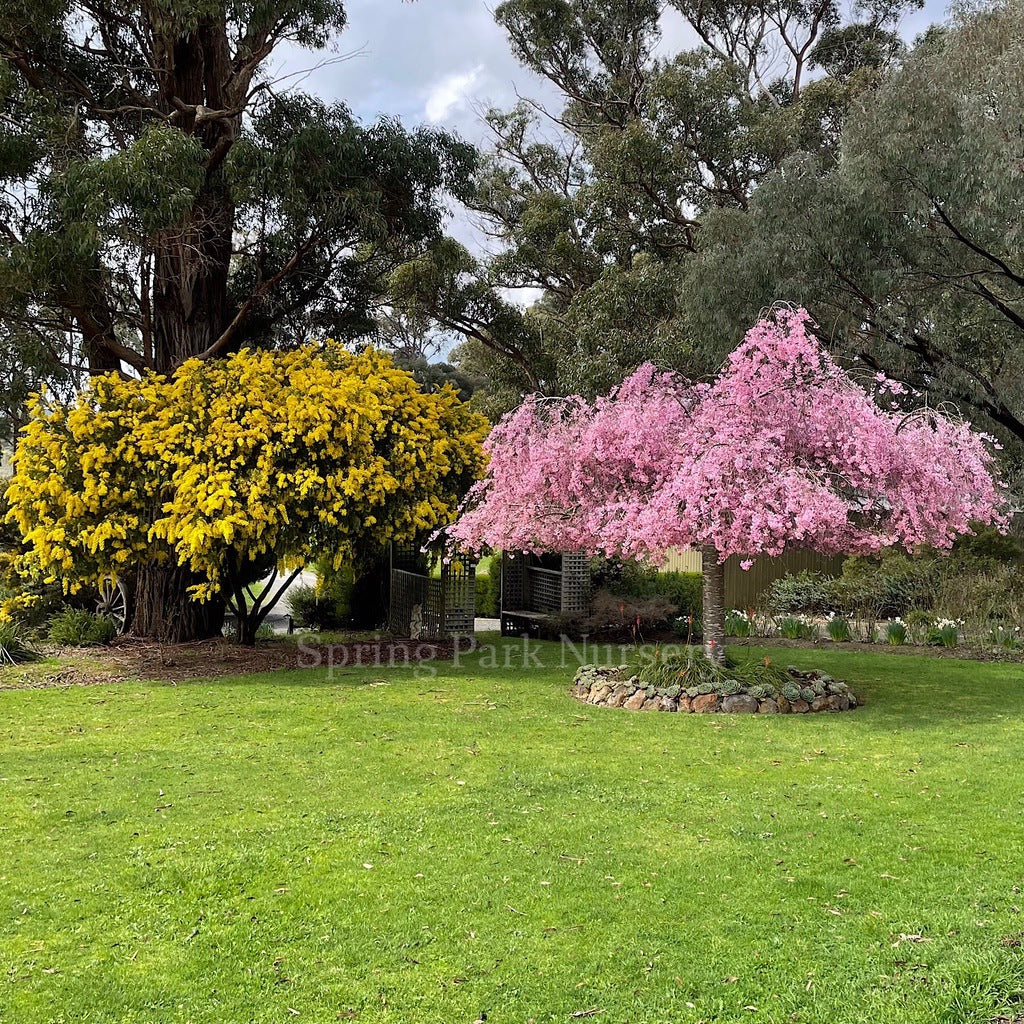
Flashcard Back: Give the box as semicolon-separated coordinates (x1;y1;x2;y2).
2;634;465;688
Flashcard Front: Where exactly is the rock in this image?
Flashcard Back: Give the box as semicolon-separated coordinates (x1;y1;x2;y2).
590;684;612;705
757;698;779;714
642;697;660;711
810;696;830;713
658;696;678;712
677;695;692;714
776;696;791;714
609;685;635;708
623;691;647;710
692;694;721;714
791;699;810;713
831;694;851;711
722;694;759;714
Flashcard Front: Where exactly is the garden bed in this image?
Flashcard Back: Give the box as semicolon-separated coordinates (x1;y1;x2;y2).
573;662;857;714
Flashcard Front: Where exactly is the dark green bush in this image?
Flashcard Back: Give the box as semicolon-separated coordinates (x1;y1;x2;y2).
832;553;938;617
48;608;117;646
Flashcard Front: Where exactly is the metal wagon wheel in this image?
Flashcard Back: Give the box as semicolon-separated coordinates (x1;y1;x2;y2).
94;577;130;634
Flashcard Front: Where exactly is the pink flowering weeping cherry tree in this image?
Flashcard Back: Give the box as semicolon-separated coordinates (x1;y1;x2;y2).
449;308;1007;662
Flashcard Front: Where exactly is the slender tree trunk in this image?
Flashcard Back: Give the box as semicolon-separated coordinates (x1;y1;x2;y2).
132;563;225;643
702;544;726;663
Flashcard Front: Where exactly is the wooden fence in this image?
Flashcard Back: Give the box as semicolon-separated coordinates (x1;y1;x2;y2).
659;548;846;609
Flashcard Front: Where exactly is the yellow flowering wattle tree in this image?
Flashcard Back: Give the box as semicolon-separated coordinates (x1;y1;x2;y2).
4;346;488;643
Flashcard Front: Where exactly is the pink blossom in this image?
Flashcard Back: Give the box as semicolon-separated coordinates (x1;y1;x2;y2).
448;308;1006;566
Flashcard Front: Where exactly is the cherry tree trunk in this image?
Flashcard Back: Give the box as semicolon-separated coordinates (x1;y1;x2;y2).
132;563;225;643
701;545;726;663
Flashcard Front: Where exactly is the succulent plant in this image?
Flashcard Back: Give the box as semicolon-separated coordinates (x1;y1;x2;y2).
782;681;801;702
747;683;776;700
720;677;742;695
697;681;715;695
686;686;701;699
800;686;816;703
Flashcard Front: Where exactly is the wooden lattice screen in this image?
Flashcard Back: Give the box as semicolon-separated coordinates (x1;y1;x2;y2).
388;543;475;638
500;552;590;634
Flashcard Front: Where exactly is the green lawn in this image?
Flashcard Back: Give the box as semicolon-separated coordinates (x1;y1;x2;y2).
2;638;1024;1023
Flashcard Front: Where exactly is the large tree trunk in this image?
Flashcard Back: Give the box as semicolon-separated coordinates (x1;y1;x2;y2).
702;544;726;663
132;563;225;643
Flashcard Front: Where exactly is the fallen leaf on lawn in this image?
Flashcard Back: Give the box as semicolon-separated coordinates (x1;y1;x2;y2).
570;1010;603;1018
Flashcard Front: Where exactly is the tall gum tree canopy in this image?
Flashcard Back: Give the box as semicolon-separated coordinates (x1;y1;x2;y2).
4;346;488;643
390;0;924;416
0;0;476;636
690;0;1024;458
448;309;1006;661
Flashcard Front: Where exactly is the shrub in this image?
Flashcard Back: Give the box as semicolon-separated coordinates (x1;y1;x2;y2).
765;571;834;614
0;619;38;664
48;607;117;646
826;616;852;642
290;563;355;631
589;558;701;619
832;553;938;618
583;588;676;640
646;571;702;619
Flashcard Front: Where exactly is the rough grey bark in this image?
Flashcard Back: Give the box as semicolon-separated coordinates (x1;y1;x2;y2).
702;544;726;663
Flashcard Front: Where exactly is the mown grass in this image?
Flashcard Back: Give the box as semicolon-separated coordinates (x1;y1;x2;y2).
2;637;1024;1023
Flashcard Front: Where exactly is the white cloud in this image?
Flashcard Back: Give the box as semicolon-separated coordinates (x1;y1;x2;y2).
424;64;484;123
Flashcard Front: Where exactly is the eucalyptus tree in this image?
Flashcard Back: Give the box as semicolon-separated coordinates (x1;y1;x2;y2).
392;0;921;409
691;1;1024;452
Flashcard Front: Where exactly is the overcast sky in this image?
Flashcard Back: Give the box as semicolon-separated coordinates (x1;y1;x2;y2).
277;1;951;144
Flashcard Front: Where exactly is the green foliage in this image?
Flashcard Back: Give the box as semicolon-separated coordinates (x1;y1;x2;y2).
290;565;355;632
691;1;1024;452
886;620;908;645
826;616;852;642
0;618;37;663
590;558;702;619
0;0;475;420
925;619;961;648
474;555;500;618
765;571;834;614
392;0;916;411
779;616;818;640
782;681;802;702
47;608;116;647
725;609;753;637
